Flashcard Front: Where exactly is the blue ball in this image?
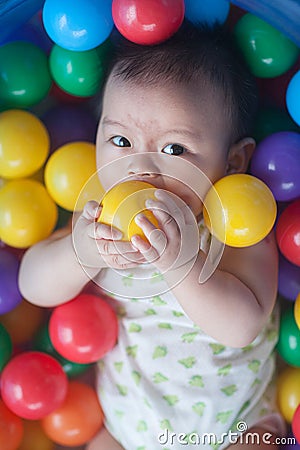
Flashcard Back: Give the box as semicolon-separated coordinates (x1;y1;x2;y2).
184;0;230;26
42;0;113;51
286;70;300;126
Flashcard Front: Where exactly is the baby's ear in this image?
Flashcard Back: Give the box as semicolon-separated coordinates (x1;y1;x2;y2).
226;137;256;175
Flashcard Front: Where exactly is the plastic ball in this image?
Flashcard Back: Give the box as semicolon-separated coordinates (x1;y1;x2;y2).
34;323;91;378
0;323;13;371
18;420;55;450
185;0;229;26
0;110;50;179
0;249;22;314
42;381;104;446
0;41;52;109
286;70;300;126
0;399;24;450
203;174;277;247
253;107;300;144
250;131;300;202
292;404;300;444
277;366;300;423
294;293;300;329
277;306;300;366
281;432;300;449
276;199;300;267
234;14;300;78
0;300;44;346
44;142;103;211
49;293;118;364
1;351;68;420
43;0;113;51
42;105;97;153
49;44;104;97
99;180;159;241
278;255;300;301
0;179;58;249
112;0;185;45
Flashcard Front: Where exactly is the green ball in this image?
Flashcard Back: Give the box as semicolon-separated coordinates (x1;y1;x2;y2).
234;14;300;78
253;107;300;143
277;306;300;367
0;323;12;371
49;44;104;97
33;323;91;378
0;41;52;108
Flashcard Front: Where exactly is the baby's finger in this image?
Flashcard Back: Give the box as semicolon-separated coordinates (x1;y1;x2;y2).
131;234;160;265
88;222;123;240
133;214;167;257
82;201;101;220
96;237;140;256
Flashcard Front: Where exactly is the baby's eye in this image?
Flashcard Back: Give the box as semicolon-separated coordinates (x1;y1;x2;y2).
162;144;186;156
111;136;131;148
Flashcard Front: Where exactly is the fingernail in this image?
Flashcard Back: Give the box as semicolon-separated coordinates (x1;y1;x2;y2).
113;229;123;239
135;214;143;224
145;199;154;208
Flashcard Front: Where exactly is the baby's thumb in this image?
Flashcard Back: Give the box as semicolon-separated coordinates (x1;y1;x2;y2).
82;201;101;221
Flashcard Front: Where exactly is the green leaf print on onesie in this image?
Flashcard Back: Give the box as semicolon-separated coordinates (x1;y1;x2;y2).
221;384;238;396
152;295;167;306
209;343;226;355
129;323;142;333
217;364;232;376
163;395;179;406
192;401;206;416
153;372;169;383
189;375;204;388
181;332;198;343
178;356;196;369
153;346;168;359
248;359;261;373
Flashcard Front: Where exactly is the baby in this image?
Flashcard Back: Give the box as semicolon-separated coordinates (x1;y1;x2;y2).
19;22;285;449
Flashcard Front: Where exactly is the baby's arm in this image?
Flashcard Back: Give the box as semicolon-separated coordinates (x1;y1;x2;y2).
167;234;278;347
19;201;144;307
131;191;278;348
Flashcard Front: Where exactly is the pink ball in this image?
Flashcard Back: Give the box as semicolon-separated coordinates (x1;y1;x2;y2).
112;0;185;45
1;351;68;420
49;293;118;363
276;199;300;267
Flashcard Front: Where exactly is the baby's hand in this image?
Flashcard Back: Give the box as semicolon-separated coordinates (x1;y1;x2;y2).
130;190;199;273
73;201;145;271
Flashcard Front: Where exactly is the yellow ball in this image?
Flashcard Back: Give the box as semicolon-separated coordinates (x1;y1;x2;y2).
45;142;103;211
277;366;300;423
203;174;277;247
99;180;158;241
0;109;49;179
0;179;58;248
294;293;300;329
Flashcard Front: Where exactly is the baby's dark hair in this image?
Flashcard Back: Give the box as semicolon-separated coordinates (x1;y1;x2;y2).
103;20;258;143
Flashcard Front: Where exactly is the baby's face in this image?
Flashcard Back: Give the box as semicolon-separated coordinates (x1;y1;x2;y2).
96;76;232;219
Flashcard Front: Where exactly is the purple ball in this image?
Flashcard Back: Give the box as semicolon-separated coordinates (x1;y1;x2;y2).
280;432;300;449
42;105;98;153
0;249;22;314
250;131;300;202
278;254;300;301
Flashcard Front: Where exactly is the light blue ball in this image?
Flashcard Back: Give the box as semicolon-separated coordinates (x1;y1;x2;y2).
43;0;113;52
286;70;300;126
184;0;230;26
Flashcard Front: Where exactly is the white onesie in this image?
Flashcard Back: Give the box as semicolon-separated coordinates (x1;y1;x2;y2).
95;228;284;450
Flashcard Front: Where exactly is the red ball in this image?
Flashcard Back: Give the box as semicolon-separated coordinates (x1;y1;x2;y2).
49;293;118;364
112;0;185;45
1;351;68;420
276;199;300;267
292;404;300;443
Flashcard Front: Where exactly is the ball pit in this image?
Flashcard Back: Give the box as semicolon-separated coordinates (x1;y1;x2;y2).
0;1;299;449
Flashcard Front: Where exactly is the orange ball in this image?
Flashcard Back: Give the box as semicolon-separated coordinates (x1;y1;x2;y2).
18;421;54;450
0;300;45;345
42;381;104;446
0;399;24;450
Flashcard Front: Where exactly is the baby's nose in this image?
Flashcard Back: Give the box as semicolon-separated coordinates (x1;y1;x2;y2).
127;154;160;178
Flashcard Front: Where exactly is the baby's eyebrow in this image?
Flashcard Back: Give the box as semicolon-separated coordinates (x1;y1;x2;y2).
101;116;126;129
165;128;203;142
